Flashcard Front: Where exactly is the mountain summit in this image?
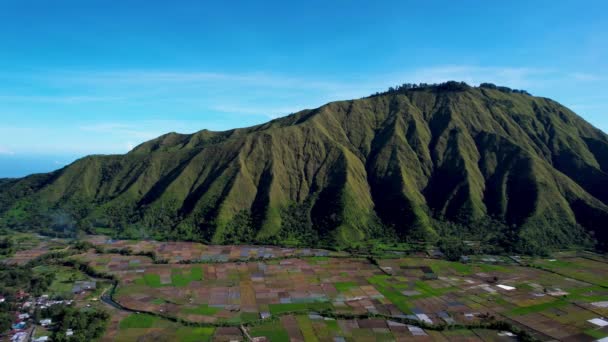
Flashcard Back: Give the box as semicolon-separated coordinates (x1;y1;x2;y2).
1;82;607;252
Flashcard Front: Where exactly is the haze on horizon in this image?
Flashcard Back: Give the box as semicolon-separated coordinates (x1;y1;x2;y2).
1;0;607;178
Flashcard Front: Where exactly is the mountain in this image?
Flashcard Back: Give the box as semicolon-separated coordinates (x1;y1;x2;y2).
1;82;607;252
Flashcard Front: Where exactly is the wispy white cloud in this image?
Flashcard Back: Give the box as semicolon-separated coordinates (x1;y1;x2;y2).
79;122;158;140
569;72;605;82
1;66;606;158
3;66;593;117
6;65;604;98
79;121;192;150
33;69;356;96
0;146;15;155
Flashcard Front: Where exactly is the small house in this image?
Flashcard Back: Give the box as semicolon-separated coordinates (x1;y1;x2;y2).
72;281;97;294
11;322;26;330
10;332;27;342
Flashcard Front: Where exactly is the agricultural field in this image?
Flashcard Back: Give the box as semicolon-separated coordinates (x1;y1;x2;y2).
531;252;608;287
85;235;345;263
110;312;518;342
0;232;69;265
67;239;608;341
5;236;608;341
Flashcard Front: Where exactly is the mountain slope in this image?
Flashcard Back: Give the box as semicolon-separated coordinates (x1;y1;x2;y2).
1;82;607;251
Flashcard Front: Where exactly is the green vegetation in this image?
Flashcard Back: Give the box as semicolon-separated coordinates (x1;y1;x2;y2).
249;322;290;342
532;258;608;287
119;313;158;329
268;302;333;315
0;237;15;257
175;327;215;342
39;305;110;341
296;315;318;341
33;265;88;297
0;264;54;298
585;328;608;339
334;281;357;292
1;82;608;252
367;275;411;313
171;266;203;287
508;299;569;316
0;311;12;333
135;273;162;287
414;280;456;297
182;304;220;316
135;266;204;288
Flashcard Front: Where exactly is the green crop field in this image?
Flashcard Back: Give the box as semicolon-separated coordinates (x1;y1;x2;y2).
119;314;158;329
182;304;220;316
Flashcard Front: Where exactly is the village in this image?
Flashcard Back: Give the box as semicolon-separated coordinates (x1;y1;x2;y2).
7;281;96;342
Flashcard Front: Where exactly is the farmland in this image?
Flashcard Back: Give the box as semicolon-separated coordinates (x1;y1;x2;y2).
71;238;608;341
3;235;608;341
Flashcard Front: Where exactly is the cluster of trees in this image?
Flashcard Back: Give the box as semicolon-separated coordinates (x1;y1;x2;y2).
0;264;55;299
276;203;319;246
0;311;11;333
0;237;15;256
369;81;531;98
39;305;109;342
372;81;472;97
217;210;255;244
432;214;597;259
436;237;474;261
479;83;531;95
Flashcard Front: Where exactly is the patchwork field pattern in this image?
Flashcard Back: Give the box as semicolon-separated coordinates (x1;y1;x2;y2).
1;235;68;265
71;244;608;341
86;235;343;262
112;312;520;342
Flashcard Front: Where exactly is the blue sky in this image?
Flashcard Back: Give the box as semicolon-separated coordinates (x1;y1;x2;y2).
0;0;607;177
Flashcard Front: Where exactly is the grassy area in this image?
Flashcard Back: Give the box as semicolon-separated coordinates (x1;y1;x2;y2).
116;315;215;341
119;314;158;329
533;258;608;287
175;327;215;342
564;287;608;302
33;265;89;297
171;266;203;287
585;328;608;339
182;304;220;316
427;260;473;275
334;281;357;292
249;322;290;342
367;275;411;313
414;280;457;297
508;299;569;316
296;315;318;341
135;266;204;288
134;273;163;287
306;256;329;263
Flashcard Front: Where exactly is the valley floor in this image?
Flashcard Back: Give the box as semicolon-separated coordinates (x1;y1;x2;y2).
2;235;608;341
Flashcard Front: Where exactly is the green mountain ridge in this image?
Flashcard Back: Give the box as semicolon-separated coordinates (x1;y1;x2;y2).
1;82;607;251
